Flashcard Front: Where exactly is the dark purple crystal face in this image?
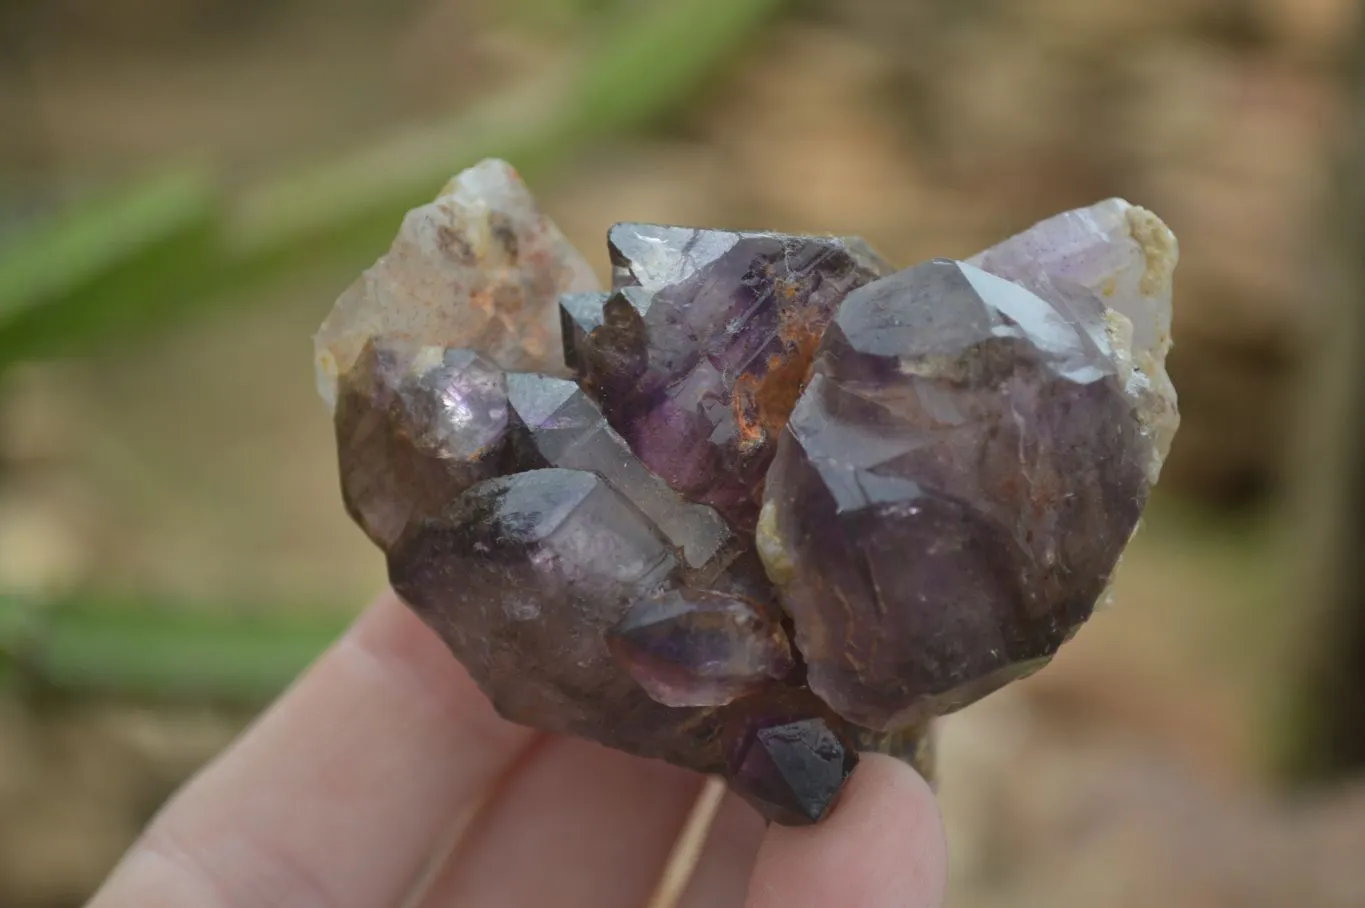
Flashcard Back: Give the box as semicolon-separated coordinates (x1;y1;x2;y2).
606;588;794;707
729;717;858;826
762;259;1149;730
561;225;893;529
386;468;865;777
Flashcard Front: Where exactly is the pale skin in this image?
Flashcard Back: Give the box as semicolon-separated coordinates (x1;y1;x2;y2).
88;591;948;908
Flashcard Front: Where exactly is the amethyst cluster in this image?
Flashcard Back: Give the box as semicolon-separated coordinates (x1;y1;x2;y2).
314;160;1179;825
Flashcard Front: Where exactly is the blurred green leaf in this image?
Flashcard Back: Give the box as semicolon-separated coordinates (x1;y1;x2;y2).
0;592;347;703
568;0;786;136
0;0;788;371
0;171;219;368
232;0;788;261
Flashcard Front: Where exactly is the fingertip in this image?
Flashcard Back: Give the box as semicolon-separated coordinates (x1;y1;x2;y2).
745;754;947;908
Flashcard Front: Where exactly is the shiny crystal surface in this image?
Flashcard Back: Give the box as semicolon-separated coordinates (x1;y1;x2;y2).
564;225;893;529
729;718;857;826
335;340;509;550
968;199;1179;478
388;469;710;764
607;588;794;707
761;259;1151;730
319;161;1178;824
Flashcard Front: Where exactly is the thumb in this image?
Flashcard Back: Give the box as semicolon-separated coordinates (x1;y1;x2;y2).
745;754;948;908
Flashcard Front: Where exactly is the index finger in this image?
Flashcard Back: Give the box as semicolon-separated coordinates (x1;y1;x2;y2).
89;590;537;908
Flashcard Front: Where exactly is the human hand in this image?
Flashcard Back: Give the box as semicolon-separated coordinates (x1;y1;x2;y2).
87;591;947;907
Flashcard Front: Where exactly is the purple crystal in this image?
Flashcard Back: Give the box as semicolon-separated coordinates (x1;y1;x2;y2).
388;468;851;780
504;372;732;572
387;469;720;764
335;340;509;550
563;225;893;529
728;717;858;826
760;259;1150;730
319;161;1181;826
607;588;794;707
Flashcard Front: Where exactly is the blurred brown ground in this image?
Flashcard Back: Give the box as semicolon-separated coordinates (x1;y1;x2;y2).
2;0;1365;905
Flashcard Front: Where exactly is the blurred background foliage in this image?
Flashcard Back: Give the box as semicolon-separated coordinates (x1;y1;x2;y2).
2;0;1364;905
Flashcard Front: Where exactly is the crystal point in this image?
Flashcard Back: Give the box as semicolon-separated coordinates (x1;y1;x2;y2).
335;339;510;550
573;226;893;528
505;372;732;571
607;588;794;707
558;291;613;372
314;159;597;410
968;198;1180;477
729;717;857;826
387;469;710;763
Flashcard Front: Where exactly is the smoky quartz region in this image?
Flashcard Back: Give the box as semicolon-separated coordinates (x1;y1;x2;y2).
315;159;1179;825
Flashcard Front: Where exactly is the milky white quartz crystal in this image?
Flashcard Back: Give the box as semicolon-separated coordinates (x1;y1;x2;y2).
314;159;598;411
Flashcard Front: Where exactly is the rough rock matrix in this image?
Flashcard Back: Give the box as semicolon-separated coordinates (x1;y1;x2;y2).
316;159;1179;824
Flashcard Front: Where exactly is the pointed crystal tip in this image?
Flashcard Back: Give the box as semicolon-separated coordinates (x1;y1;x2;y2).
607;588;793;707
728;717;857;826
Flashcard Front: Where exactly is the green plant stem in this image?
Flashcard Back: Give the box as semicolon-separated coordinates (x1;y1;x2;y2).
0;172;219;360
1;593;348;703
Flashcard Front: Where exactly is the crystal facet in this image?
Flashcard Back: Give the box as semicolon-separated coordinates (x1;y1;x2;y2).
968;199;1180;478
388;469;707;763
760;259;1153;730
729;717;858;826
607;588;794;707
505;372;732;572
335;340;509;550
318;160;1179;825
564;225;893;529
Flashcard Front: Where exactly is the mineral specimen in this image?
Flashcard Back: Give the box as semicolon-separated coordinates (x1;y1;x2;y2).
316;160;1178;825
504;372;732;572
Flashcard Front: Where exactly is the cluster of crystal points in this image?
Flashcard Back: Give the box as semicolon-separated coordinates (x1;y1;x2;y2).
315;159;1179;825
